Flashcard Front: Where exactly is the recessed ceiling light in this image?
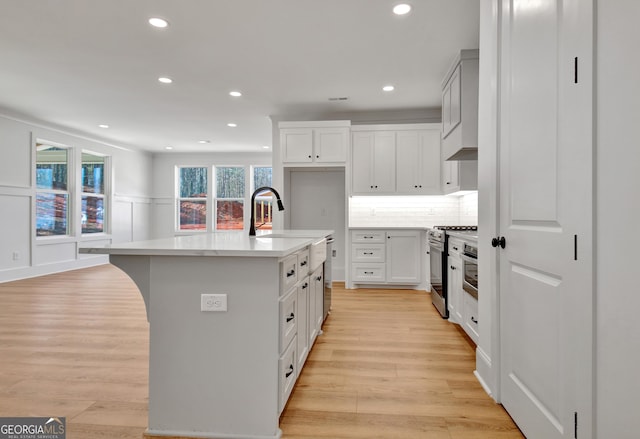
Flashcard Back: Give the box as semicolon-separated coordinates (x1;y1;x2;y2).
158;77;173;84
393;4;412;15
98;124;109;129
165;146;173;150
262;146;270;149
227;123;237;127
383;85;395;92
148;17;169;28
198;140;210;144
229;91;242;97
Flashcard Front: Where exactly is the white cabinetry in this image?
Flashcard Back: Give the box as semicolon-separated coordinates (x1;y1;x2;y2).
442;159;478;195
351;131;396;194
447;238;464;324
349;229;422;286
278;246;326;413
279;121;350;166
396;129;441;194
441;49;479;161
351;124;441;195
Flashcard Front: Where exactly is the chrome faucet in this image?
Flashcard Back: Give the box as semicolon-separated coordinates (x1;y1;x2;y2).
249;186;284;236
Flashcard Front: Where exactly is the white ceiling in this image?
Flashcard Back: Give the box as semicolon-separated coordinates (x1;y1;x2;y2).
0;0;479;153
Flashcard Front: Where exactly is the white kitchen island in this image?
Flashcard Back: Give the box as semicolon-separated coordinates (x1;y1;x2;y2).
80;230;332;439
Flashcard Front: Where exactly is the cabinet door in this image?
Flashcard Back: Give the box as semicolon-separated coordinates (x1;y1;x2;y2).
314;127;348;163
418;130;441;194
351;132;374;193
308;273;318;346
396;131;421;192
313;267;324;330
442;160;460;193
442;85;452;135
386;231;421;284
296;278;309;370
281;128;313;163
447;256;463;323
372;132;396;193
449;65;462;133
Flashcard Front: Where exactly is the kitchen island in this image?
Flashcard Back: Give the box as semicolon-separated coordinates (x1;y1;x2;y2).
80;230;332;439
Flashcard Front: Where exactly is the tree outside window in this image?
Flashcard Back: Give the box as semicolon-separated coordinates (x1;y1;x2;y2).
253;167;273;231
178;167;207;231
81;152;106;234
215;167;244;230
36;144;69;236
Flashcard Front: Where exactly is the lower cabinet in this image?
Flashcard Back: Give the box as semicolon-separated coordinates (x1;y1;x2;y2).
350;229;422;286
463;292;479;344
278;247;326;414
447;236;479;344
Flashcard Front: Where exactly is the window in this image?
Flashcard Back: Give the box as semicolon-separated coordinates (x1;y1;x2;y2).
178;167;208;231
215;167;245;230
81;152;106;234
253;167;273;231
36;144;69;236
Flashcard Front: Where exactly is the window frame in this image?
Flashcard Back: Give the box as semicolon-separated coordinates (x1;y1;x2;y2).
175;165;210;233
214;165;246;231
35;141;73;240
80;150;111;236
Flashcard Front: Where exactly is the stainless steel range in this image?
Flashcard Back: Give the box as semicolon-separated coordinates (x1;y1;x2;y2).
427;226;478;318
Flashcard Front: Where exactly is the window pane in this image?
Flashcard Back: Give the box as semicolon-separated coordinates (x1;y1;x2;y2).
216;200;243;230
82;196;104;233
253;198;273;231
82;153;105;194
254;167;272;190
36;193;68;236
36;146;67;190
180;167;208;198
216;167;245;198
179;200;207;230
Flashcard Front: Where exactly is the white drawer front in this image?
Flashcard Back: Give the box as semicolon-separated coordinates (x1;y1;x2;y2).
352;263;386;282
278;336;297;413
279;288;297;353
463;292;479;344
280;254;298;294
352;230;385;243
351;244;386;263
297;248;310;275
448;238;464;256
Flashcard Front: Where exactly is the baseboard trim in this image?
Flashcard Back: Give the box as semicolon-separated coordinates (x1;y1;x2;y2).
144;427;282;439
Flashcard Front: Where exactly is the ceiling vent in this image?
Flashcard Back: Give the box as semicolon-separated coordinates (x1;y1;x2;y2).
328;97;349;101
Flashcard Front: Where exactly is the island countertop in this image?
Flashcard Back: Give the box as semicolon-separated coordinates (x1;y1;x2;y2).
79;229;333;258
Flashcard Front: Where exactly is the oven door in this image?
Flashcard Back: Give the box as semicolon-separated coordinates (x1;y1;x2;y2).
428;239;447;318
461;253;478;299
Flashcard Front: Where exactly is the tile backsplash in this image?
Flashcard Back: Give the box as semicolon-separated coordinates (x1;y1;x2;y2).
349;193;478;228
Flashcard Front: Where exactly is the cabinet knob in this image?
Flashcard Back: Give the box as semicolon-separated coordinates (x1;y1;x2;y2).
300;260;307;266
414;185;418;188
374;185;378;188
302;282;308;289
471;316;478;324
446;182;451;185
308;155;312;158
364;271;373;275
316;276;322;281
419;185;422;188
286;269;295;277
316;155;320;158
450;265;455;270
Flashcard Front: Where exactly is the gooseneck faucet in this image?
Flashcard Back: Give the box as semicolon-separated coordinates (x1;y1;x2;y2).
249;186;285;236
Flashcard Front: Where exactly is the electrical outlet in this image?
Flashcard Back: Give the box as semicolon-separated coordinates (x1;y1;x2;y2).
12;251;19;261
332;249;337;257
201;294;227;312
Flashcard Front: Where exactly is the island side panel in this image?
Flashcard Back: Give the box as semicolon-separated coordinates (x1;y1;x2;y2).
146;255;281;438
110;255;152;321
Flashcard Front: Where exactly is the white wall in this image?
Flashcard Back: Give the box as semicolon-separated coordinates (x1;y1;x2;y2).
150;152;271;239
596;1;640;437
0;113;153;282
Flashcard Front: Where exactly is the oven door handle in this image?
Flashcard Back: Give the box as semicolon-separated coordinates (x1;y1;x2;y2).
460;253;477;264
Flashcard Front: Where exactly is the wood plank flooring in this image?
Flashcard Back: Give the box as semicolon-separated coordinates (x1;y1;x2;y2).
0;265;523;439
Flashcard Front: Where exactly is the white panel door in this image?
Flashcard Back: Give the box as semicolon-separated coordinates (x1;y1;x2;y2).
386;230;421;284
498;1;593;438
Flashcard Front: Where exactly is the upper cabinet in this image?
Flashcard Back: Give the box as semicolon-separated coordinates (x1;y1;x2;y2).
351;124;441;196
441;49;479;161
279;121;350;166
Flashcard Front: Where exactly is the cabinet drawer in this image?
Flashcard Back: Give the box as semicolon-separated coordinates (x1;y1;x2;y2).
278;336;297;414
280;254;298;294
279;287;297;353
352;263;386;283
463;292;479;345
351;244;386;263
352;230;385;243
297;248;310;276
448;238;464;256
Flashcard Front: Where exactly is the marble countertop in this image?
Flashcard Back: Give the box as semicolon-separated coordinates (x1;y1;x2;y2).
446;230;478;241
79;230;333;258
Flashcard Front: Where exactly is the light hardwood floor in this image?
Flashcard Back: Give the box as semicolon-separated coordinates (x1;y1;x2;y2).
0;265;523;439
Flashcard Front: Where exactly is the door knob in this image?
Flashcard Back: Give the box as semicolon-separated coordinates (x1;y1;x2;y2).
491;236;506;249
